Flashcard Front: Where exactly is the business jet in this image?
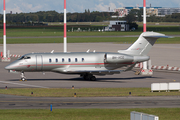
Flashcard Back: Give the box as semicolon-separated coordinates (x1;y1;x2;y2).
5;32;170;81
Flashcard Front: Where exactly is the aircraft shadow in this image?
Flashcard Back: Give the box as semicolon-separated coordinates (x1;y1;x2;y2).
8;76;160;83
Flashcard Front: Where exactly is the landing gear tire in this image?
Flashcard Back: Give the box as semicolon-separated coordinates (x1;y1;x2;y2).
21;77;26;81
90;76;96;81
83;75;89;80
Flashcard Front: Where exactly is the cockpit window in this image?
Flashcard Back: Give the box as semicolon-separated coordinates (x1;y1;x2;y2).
19;56;31;60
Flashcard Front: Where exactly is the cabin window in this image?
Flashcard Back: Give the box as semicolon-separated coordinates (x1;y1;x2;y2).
49;59;52;63
69;58;71;62
82;58;84;62
62;58;64;62
56;58;58;63
75;58;78;62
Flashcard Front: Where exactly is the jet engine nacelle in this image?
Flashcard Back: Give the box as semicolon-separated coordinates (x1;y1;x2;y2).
104;53;134;64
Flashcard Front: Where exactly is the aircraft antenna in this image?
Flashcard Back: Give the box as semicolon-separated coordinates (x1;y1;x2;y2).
86;49;90;53
51;50;54;53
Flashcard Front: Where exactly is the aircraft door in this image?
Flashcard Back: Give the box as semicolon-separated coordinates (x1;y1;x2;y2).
104;53;107;63
36;55;43;70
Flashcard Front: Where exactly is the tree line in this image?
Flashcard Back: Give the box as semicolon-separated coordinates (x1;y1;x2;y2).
0;9;180;24
0;10;116;24
124;9;180;22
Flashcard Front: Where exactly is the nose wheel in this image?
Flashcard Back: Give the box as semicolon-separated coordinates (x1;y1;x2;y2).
20;72;26;81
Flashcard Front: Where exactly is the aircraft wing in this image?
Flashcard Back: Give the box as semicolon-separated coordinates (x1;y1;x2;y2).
52;63;137;75
124;63;137;71
65;69;124;75
53;65;136;75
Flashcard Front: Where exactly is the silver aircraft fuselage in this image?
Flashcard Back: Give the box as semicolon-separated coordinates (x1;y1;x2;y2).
5;52;146;75
5;32;169;80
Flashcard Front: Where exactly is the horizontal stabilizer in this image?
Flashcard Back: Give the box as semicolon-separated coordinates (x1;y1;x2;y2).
143;35;173;38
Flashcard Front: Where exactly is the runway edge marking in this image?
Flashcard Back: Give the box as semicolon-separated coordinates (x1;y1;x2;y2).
0;81;49;88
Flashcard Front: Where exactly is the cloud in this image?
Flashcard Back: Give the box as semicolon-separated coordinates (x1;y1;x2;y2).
172;0;180;7
21;3;43;12
6;4;22;13
95;2;117;11
117;2;124;8
0;0;180;14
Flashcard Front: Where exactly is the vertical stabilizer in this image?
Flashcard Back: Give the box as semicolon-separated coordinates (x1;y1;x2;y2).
118;32;170;55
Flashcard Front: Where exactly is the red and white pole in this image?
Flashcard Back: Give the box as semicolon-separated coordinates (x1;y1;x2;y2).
142;0;150;75
3;0;6;57
64;0;67;52
143;0;146;32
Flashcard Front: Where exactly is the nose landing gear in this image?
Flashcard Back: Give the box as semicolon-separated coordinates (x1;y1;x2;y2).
20;72;26;81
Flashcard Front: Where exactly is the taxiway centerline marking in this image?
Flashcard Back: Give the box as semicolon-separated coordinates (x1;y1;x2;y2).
0;81;48;88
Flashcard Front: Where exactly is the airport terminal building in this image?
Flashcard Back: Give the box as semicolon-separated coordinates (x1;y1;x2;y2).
114;7;180;17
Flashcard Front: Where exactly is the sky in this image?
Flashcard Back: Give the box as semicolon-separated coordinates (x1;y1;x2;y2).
0;0;180;14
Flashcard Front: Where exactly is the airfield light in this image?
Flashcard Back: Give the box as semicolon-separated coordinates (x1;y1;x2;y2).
74;93;76;97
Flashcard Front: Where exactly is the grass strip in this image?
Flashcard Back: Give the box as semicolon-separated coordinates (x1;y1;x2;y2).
0;108;179;120
0;88;180;97
0;31;179;37
0;25;180;37
0;37;179;44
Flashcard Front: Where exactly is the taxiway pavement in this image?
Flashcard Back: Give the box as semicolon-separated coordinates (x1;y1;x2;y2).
1;94;180;109
0;43;180;109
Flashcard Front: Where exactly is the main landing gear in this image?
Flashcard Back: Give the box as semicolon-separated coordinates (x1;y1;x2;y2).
82;74;97;81
20;72;26;81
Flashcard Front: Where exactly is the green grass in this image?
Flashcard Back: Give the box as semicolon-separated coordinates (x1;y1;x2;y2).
0;25;180;37
0;88;180;97
0;37;179;44
0;25;179;44
0;108;179;120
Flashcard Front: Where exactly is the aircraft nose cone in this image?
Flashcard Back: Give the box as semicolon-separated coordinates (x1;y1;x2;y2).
5;65;11;70
5;64;14;70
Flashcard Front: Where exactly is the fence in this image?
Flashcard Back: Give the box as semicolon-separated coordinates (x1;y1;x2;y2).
151;82;180;92
131;111;159;120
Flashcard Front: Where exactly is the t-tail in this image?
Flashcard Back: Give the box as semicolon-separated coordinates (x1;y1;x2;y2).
118;32;171;56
